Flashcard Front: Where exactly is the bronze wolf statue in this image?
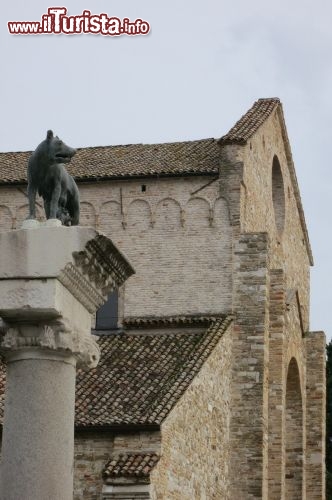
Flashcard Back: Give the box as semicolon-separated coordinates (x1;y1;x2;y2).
27;130;79;226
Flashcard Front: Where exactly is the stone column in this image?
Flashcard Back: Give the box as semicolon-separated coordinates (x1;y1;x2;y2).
0;221;134;500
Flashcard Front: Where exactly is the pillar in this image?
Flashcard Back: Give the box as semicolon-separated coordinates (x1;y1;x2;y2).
230;232;270;499
305;331;326;500
0;221;134;500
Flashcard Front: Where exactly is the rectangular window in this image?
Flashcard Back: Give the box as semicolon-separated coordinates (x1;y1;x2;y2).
96;290;118;330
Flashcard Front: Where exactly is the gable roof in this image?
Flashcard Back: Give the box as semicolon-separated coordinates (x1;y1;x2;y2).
0;98;283;184
0;139;220;185
218;97;313;265
0;99;313;264
0;316;232;428
219;98;280;145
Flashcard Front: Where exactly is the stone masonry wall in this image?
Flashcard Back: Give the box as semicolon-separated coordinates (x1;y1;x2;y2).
220;108;323;499
150;324;232;500
222;108;311;331
268;269;286;499
0;176;232;318
305;332;326;500
230;232;270;499
74;431;161;500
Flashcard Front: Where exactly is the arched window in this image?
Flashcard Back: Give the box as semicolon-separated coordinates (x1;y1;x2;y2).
285;358;303;498
272;155;285;234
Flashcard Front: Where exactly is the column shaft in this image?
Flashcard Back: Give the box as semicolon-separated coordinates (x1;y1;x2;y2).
1;352;76;500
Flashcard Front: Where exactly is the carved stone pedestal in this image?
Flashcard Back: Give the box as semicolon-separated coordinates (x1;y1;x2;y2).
0;222;134;500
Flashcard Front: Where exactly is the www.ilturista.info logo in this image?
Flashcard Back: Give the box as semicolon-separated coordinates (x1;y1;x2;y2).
8;7;150;36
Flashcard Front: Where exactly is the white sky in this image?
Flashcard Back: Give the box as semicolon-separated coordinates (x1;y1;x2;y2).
1;1;331;341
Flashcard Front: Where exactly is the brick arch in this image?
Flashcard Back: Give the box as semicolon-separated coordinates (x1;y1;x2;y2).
154;197;182;231
79;202;96;228
0;205;14;232
127;199;152;230
99;201;122;235
285;357;303;499
185;197;211;228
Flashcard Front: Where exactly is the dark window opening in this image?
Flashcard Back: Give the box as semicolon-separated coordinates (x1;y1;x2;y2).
96;289;118;330
141;185;146;192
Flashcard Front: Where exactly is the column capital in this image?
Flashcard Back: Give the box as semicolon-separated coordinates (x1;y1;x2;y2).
0;225;134;370
0;323;100;370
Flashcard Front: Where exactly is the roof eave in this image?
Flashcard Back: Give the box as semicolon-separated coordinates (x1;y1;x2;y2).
75;423;160;434
0;170;219;187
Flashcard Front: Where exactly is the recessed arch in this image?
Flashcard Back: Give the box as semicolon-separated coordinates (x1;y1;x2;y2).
155;197;182;230
272;155;285;234
127;199;152;230
79;202;96;228
185;197;210;228
285;357;303;499
99;201;122;234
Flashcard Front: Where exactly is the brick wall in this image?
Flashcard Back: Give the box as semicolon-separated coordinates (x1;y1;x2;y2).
74;431;161;500
74;433;114;500
0;176;232;318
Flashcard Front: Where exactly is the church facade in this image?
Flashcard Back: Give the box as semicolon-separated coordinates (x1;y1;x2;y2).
0;98;326;499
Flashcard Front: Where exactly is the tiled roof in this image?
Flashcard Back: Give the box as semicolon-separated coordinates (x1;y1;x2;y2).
0;138;220;185
0;99;283;184
103;453;160;480
75;315;232;427
219;98;280;145
0;316;232;427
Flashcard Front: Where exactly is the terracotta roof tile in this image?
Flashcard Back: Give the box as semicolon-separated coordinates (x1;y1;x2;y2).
0;139;220;185
0;316;232;427
103;452;160;480
0;317;231;427
219;98;280;145
74;316;232;426
0;99;283;184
